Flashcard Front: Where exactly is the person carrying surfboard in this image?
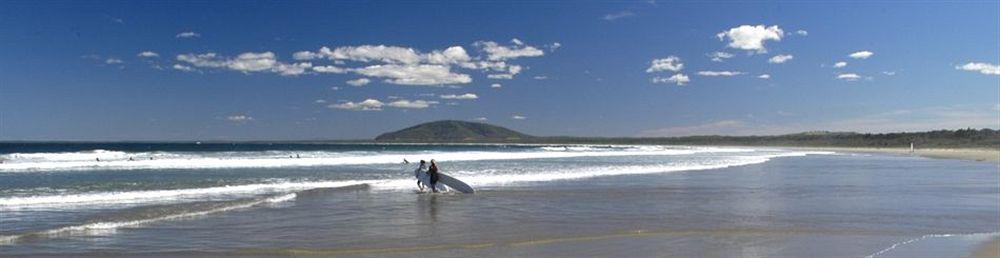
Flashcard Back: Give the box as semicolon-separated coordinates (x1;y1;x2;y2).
428;160;440;193
415;160;427;190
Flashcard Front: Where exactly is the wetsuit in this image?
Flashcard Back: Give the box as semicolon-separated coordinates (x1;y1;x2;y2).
428;164;440;191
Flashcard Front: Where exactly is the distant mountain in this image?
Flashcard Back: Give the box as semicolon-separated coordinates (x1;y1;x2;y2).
375;120;533;142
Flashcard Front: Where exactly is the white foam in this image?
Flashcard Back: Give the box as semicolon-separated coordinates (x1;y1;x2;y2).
0;193;298;244
371;151;828;190
0;181;366;208
0;147;749;173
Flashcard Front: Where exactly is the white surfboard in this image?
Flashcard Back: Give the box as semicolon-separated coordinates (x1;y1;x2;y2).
413;167;473;193
437;173;474;194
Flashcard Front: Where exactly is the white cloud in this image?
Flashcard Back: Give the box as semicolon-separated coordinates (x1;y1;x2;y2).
836;73;861;81
312;65;347;74
533;75;548;80
474;117;488;121
849;51;874;59
511;38;524;45
956;62;1000;75
652;74;690;85
796;30;808;36
329;99;384;111
547;42;562;51
424;46;472;64
440;93;478;100
324;45;423;64
227;52;279;72
697;71;744;76
314;99;327;104
105;58;123;64
511;115;527;120
758;74;771;79
475;40;545;61
226;115;253;123
491;83;502;88
346;78;371;86
882;71;897;76
833;61;847;68
603;11;635;21
708;52;734;62
354;64;471;85
768;54;793;64
717;25;783;52
272;62;312;76
646;56;683;73
172;64;195;72
177;52;305;76
176;31;200;38
137;51;159;58
387;99;439;109
488;74;513;79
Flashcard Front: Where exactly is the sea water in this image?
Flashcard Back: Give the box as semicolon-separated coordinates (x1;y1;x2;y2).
0;143;995;257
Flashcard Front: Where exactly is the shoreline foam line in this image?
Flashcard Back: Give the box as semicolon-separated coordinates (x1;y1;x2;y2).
0;181;370;208
0;193;298;245
0;147;752;173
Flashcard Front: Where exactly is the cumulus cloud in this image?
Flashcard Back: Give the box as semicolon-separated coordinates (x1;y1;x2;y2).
646;56;683;73
226;115;253;123
717;25;783;52
768;54;793;64
652;74;690;85
796;30;808;36
329;99;385;111
387;99;439;109
354;64;471;85
475;40;544;61
758;74;771;79
491;83;502;88
836;73;861;81
956;62;1000;75
833;61;847;68
849;51;874;59
312;65;347;74
137;51;159;58
440;93;478;100
697;71;744;77
176;31;200;38
511;115;527;120
346;78;371;86
708;52;734;62
603;11;635;21
176;52;315;76
173;64;195;72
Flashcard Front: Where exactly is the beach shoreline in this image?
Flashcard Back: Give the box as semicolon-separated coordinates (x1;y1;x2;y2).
786;146;999;162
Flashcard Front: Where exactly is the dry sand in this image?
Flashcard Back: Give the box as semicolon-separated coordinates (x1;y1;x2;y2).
790;147;999;162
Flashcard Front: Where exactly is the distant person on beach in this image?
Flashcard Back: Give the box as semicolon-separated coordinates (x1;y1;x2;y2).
428;160;440;193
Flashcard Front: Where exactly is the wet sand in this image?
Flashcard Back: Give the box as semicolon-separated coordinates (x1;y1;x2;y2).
974;237;1000;258
790;147;999;162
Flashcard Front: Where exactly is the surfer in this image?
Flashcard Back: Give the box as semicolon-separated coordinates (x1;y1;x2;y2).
415;160;428;190
428;160;440;193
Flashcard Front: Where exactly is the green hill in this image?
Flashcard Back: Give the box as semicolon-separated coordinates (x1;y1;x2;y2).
375;120;532;142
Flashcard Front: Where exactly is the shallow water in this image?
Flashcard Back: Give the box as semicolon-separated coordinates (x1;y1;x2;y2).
0;143;996;257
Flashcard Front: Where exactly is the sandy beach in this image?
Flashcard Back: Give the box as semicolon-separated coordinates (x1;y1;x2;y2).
974;237;1000;258
790;147;999;162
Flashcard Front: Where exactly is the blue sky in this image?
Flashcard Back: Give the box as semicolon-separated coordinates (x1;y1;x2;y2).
1;1;997;140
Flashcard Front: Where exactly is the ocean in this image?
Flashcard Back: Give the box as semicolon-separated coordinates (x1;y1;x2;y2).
0;143;996;257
